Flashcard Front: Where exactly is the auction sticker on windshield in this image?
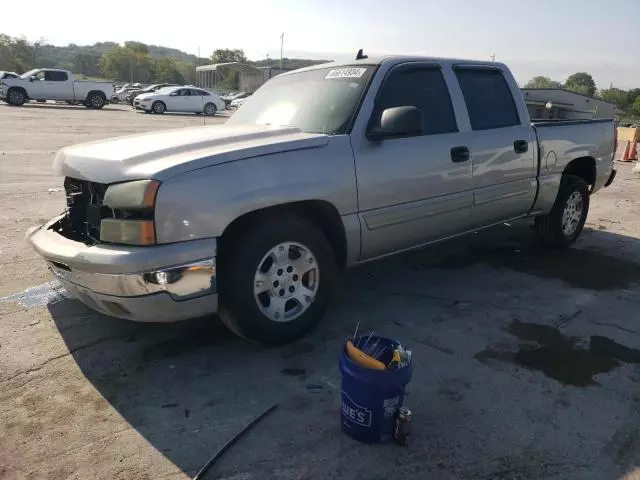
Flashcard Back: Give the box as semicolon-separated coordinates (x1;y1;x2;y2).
326;68;367;79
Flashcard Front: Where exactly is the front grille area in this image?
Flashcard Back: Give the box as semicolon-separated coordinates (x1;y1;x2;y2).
60;177;110;244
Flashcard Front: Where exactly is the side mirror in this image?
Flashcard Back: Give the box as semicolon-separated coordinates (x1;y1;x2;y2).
367;106;423;141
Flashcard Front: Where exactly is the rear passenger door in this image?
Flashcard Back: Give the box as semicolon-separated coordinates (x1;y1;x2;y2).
351;63;473;259
44;70;71;100
189;89;206;112
454;67;536;226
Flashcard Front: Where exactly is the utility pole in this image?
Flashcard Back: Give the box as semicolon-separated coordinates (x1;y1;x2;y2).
280;32;284;70
491;53;496;62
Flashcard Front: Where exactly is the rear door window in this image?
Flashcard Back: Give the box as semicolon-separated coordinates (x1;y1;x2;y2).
374;66;458;136
455;68;519;130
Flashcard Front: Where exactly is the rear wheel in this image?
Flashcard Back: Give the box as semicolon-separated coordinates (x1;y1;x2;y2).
535;174;589;248
152;101;166;114
218;214;336;344
204;102;217;116
87;92;106;109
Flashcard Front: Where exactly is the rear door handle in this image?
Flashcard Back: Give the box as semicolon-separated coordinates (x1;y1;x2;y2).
514;140;528;154
451;146;470;163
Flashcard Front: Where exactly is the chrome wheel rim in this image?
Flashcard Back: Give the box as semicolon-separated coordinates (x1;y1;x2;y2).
562;191;583;236
154;102;164;113
253;242;319;323
91;94;103;107
205;103;215;115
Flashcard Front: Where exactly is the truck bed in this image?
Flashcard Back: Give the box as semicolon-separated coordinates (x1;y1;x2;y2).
530;117;615;215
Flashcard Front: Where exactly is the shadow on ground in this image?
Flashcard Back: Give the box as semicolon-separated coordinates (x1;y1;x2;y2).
13;103;127;112
47;222;640;478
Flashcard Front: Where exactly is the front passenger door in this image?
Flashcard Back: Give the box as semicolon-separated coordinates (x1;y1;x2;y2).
351;63;473;259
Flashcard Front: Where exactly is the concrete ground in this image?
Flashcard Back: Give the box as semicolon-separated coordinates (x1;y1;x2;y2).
1;102;640;480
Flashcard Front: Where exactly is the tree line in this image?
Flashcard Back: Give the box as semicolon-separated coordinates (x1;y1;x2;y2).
525;73;640;118
0;35;327;90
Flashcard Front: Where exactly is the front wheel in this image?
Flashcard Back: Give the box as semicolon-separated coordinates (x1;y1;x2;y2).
218;214;336;344
535;174;589;248
7;89;26;106
152;101;166;114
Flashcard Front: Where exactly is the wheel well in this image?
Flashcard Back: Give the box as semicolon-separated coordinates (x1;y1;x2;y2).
222;201;348;268
87;90;105;99
8;86;27;97
563;157;595;187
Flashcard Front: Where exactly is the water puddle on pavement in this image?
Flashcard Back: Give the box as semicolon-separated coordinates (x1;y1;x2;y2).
0;281;72;307
476;320;640;387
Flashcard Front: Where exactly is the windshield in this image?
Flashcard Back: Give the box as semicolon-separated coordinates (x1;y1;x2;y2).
227;65;376;135
20;69;39;79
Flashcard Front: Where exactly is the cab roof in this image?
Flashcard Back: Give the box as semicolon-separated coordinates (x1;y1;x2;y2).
279;55;507;76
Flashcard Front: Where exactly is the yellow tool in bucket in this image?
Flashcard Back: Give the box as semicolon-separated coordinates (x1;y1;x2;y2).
346;340;386;371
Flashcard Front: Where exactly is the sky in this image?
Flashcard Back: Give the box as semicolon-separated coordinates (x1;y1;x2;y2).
2;0;639;89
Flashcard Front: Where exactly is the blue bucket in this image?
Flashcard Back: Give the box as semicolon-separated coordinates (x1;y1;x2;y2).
339;336;412;443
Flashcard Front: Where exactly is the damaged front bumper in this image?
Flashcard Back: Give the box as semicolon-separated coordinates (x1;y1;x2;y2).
26;215;218;322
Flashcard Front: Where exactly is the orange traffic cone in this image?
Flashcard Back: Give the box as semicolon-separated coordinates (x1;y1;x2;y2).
630;141;638;161
621;140;631;162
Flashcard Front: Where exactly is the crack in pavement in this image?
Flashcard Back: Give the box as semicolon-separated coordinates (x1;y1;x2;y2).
594;322;640;337
0;334;128;384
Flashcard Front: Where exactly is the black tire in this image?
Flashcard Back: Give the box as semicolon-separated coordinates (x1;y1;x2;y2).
6;88;26;106
535;174;589;248
152;101;166;114
203;102;217;116
87;92;105;109
218;213;337;345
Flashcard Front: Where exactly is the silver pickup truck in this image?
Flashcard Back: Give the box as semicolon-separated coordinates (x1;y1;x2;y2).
27;55;617;344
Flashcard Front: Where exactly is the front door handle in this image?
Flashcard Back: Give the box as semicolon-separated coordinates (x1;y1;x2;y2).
451;146;470;163
514;140;529;154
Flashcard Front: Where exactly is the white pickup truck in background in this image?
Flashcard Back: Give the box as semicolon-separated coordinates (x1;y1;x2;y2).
0;69;115;109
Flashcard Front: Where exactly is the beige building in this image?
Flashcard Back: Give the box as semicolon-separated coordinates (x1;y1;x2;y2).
521;88;621;121
195;63;289;94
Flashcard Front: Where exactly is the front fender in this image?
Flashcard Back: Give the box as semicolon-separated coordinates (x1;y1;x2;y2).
154;136;358;244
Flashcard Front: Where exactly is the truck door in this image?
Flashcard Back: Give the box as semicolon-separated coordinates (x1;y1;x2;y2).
43;70;71;100
453;67;536;226
25;70;48;100
350;63;473;259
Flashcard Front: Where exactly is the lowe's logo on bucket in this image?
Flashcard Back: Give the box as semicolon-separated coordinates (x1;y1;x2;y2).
341;391;372;427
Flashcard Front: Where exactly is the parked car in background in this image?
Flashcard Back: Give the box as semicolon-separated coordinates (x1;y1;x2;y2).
0;71;19;80
228;96;249;109
26;55;616;344
133;86;225;115
111;84;137;103
126;84;178;105
221;91;251;108
0;69;115;108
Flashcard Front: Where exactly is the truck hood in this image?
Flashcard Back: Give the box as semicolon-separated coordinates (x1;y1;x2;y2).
53;124;329;184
